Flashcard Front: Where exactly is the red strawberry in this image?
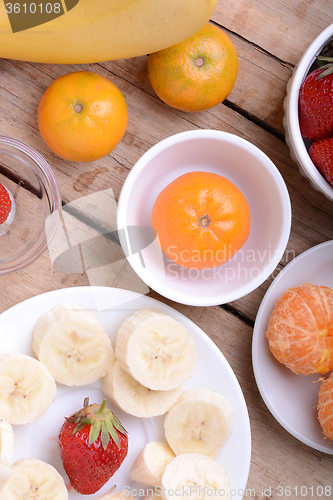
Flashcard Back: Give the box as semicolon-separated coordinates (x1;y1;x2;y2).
0;183;12;224
298;58;333;142
309;136;333;186
58;398;128;495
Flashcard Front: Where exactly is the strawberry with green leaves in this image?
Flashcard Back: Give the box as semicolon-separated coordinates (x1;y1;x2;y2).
0;183;12;224
309;136;333;186
58;398;128;495
298;57;333;142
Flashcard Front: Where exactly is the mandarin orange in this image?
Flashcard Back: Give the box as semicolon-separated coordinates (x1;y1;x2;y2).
147;23;238;112
151;171;250;270
318;371;333;441
266;283;333;375
38;71;128;162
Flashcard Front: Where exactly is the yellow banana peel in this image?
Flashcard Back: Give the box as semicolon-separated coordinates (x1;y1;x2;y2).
0;0;218;64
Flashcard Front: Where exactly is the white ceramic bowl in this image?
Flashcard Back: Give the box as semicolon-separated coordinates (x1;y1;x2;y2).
117;130;291;306
283;23;333;201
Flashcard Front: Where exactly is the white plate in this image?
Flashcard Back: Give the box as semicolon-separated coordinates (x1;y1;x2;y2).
252;240;333;454
0;287;251;499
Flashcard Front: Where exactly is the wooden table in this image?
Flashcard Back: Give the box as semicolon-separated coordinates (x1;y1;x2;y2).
0;0;333;497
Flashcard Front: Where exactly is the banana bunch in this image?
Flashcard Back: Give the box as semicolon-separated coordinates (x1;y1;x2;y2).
0;352;56;425
32;304;114;386
102;309;196;417
0;0;218;64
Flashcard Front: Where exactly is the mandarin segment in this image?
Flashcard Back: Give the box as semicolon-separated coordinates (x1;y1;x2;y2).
266;283;333;375
318;372;333;441
152;171;250;269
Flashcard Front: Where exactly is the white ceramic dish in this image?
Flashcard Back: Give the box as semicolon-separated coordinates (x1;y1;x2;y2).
0;286;251;499
117;130;291;307
252;240;333;454
283;23;333;201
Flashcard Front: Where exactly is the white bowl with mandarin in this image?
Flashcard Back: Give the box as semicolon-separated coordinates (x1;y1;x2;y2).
117;129;292;306
283;23;333;201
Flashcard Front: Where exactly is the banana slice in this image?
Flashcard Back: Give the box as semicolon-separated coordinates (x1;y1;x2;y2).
164;389;234;458
32;303;114;386
162;453;231;500
143;489;164;500
0;463;11;491
96;489;138;500
102;361;182;418
130;442;175;486
115;309;196;390
0;420;14;466
0;352;56;425
1;458;68;499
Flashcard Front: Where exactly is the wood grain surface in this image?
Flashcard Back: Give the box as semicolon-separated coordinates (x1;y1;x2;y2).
0;0;332;498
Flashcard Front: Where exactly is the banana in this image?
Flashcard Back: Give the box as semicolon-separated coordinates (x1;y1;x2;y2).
161;453;231;500
0;352;56;425
129;442;176;486
1;458;68;499
115;309;196;391
95;489;138;500
101;361;182;418
143;489;164;500
0;0;218;64
0;420;14;467
32;304;114;386
164;389;234;458
0;463;11;491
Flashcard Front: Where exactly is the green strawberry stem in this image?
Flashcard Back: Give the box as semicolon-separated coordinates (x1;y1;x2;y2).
316;56;333;78
67;398;127;450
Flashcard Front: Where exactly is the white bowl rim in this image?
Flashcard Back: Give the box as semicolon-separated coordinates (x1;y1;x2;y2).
286;23;333;200
117;129;292;307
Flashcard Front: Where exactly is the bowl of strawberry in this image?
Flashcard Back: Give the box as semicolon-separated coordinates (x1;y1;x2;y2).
283;23;333;201
0;136;61;274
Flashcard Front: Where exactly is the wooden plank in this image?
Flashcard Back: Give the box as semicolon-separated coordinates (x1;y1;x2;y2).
0;55;331;326
212;0;333;65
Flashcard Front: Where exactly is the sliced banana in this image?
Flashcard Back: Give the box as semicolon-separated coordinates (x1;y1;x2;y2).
130;442;176;486
96;489;138;500
102;361;182;418
32;303;114;386
115;309;196;391
164;389;234;458
1;458;68;499
143;489;165;500
162;453;231;500
0;463;11;491
0;352;56;425
0;420;14;467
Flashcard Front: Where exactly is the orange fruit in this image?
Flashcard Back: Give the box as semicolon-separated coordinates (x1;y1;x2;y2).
152;171;250;270
266;283;333;375
318;372;333;441
147;23;238;112
38;71;128;162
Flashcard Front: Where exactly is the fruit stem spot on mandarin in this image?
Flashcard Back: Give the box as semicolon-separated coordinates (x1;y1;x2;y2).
199;214;211;227
195;57;205;67
74;103;83;113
